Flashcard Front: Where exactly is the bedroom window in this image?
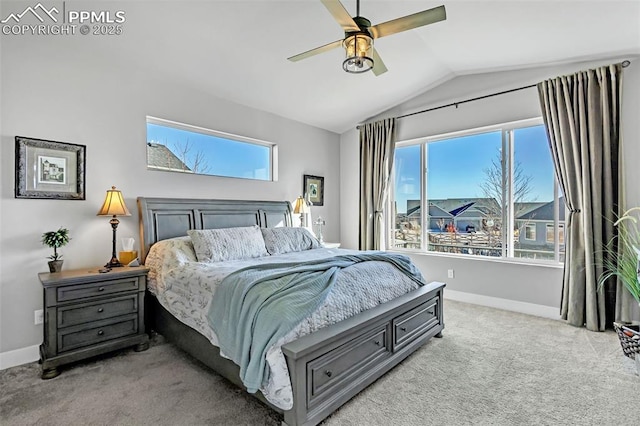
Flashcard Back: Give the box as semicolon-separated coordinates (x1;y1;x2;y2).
391;118;565;263
146;116;277;181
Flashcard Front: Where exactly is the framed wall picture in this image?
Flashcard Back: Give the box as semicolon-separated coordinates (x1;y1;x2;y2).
15;136;86;200
303;174;324;206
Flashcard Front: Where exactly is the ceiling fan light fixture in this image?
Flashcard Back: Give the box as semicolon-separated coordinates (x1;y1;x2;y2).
342;33;374;73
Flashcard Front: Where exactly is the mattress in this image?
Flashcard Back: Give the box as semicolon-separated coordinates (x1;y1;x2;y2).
145;237;423;409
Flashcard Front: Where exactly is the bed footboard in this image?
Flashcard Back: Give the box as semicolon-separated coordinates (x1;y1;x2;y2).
281;281;445;426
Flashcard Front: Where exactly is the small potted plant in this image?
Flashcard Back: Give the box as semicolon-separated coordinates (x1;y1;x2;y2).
599;207;640;372
41;227;71;273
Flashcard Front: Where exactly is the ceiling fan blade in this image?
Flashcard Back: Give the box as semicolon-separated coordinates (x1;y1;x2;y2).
320;0;360;32
371;48;388;76
287;39;343;62
370;5;446;39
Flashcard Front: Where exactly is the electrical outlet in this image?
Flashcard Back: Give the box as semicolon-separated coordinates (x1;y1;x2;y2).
34;309;44;325
447;269;455;279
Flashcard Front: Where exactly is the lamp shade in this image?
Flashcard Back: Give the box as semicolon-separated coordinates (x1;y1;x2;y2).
343;33;374;73
293;196;306;214
97;186;131;217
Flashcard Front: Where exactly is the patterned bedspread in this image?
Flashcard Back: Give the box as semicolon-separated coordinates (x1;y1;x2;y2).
145;238;423;410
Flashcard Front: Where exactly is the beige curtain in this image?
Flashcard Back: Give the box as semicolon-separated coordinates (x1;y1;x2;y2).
538;64;626;331
359;118;396;250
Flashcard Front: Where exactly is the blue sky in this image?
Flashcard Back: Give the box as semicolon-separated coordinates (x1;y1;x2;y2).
147;123;271;180
394;124;555;213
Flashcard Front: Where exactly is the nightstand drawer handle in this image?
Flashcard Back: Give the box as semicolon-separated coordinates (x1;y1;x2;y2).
400;327;407;332
97;308;104;313
325;370;332;377
374;340;381;346
97;330;104;336
98;287;105;292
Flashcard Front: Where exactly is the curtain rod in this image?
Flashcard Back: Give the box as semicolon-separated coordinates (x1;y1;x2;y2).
357;60;631;129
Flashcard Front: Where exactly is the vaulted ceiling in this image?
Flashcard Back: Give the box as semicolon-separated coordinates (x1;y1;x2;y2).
104;1;640;133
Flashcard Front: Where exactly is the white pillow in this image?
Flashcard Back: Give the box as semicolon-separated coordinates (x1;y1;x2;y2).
188;226;268;262
261;227;320;255
145;236;197;294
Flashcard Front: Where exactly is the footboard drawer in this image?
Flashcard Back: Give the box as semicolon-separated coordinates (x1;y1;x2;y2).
282;281;445;426
392;296;440;352
307;322;391;409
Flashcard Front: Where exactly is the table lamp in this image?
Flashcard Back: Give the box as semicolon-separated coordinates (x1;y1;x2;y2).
293;195;308;227
97;186;131;267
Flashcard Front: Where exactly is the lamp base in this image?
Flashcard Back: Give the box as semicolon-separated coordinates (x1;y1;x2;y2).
105;257;123;268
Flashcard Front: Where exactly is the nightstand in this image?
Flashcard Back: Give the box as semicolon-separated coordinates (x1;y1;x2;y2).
322;242;341;249
38;266;150;379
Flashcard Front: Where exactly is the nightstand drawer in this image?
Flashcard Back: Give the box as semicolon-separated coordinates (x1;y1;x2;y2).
57;295;138;328
57;277;139;302
58;315;139;352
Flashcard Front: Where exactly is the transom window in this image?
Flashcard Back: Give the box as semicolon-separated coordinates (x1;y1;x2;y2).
391;118;565;263
146;116;276;181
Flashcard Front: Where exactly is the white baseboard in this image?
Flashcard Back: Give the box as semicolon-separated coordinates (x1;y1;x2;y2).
444;289;561;320
0;344;40;370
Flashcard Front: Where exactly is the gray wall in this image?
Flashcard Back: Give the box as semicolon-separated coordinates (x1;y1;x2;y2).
0;29;340;356
340;59;640;312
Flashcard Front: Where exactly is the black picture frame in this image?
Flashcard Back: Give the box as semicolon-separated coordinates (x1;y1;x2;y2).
303;174;324;206
15;136;86;200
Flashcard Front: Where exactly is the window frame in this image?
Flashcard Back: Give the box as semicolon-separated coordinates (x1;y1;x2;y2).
525;224;537;241
146;116;278;181
546;223;565;244
389;117;564;265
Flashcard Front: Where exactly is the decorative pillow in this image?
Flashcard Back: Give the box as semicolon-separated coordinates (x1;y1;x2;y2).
188;226;268;262
261;227;320;255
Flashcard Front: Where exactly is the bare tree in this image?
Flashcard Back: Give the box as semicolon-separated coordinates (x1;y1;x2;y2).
479;151;535;237
170;139;211;174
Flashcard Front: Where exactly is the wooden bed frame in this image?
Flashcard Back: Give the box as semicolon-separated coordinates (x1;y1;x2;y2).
137;197;445;426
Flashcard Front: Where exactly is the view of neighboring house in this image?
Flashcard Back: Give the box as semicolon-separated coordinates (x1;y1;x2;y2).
516;197;566;253
146;142;191;173
395;197;565;260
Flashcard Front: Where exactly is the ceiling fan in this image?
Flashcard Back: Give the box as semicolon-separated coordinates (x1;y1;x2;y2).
287;0;446;76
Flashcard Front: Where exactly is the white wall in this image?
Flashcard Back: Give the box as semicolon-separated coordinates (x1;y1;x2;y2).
340;58;640;315
0;30;340;361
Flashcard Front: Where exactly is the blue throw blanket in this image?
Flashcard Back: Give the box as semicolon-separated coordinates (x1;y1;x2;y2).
207;252;425;393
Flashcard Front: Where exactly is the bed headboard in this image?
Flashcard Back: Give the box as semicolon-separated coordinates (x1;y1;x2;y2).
137;197;293;263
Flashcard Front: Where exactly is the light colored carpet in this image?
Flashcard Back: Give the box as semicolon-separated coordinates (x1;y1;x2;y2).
1;300;638;426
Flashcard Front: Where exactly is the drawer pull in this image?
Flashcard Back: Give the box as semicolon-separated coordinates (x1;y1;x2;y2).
325;370;333;377
97;308;104;313
98;287;105;292
400;327;407;332
97;330;104;336
374;340;381;346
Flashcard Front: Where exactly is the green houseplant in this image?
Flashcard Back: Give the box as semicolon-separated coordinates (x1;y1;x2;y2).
599;207;640;306
599;207;640;372
41;227;70;273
